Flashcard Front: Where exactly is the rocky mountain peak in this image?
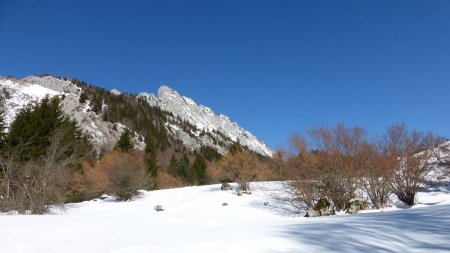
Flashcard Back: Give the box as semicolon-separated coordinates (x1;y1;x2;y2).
140;85;273;157
0;75;273;157
158;85;179;98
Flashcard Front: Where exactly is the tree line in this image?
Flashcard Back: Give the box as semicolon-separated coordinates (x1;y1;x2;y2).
0;93;227;214
1;79;448;215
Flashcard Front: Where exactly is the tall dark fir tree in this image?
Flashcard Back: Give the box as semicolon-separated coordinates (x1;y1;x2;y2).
115;128;133;153
144;136;159;181
5;96;89;162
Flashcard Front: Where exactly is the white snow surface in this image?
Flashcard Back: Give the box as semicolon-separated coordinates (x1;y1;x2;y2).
1;182;449;253
110;89;121;95
0;79;62;126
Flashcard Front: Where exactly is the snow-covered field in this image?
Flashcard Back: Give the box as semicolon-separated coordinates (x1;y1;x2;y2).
1;182;450;253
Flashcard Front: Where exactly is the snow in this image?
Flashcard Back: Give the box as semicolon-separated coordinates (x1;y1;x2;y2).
111;89;121;95
0;80;62;127
21;84;60;97
1;182;449;253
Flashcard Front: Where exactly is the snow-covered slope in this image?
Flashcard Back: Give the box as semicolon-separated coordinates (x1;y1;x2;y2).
1;182;449;253
0;76;145;154
139;86;273;156
0;75;273;156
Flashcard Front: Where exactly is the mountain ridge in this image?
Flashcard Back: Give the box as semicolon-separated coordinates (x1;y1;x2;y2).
0;75;273;157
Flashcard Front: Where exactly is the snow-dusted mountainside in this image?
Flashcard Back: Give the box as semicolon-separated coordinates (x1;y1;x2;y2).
0;75;273;156
139;86;273;156
0;76;145;154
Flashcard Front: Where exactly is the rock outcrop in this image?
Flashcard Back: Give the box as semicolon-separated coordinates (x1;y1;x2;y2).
0;75;272;157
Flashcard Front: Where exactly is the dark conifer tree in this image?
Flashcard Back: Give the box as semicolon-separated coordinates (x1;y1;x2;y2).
168;154;178;175
229;141;243;155
144;136;159;179
115;128;133;152
191;154;207;185
200;146;222;161
176;153;190;182
5;96;89;162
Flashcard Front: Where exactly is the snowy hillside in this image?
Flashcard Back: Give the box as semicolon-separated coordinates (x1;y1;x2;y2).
0;75;273;156
0;76;145;154
1;181;449;253
139;86;273;156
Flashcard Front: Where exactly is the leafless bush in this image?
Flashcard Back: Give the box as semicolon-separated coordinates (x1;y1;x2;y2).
0;129;84;214
358;149;393;209
212;150;267;194
105;152;150;200
155;171;185;189
380;124;442;206
285;125;366;211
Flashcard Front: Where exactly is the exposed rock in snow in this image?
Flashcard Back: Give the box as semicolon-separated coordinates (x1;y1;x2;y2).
111;89;121;96
139;86;273;156
305;198;335;217
221;182;233;191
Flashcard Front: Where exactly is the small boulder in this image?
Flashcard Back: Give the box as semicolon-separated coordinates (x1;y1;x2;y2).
221;182;233;191
222;203;228;206
305;198;335;217
346;200;370;214
154;205;164;212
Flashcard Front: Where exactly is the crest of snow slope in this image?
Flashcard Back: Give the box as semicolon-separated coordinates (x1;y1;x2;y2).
424;141;450;181
138;86;273;156
0;76;144;153
1;181;449;253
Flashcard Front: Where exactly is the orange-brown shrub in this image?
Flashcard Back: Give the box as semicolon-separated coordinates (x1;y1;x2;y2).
155;171;185;189
209;150;273;193
73;150;150;200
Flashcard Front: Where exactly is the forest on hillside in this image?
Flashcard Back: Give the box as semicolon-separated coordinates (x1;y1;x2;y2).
0;92;449;215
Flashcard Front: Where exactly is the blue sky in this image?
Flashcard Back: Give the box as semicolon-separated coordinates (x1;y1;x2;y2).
1;0;449;149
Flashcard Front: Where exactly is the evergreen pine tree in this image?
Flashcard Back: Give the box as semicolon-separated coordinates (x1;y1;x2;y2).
5;96;89;162
144;136;159;179
191;154;207;185
115;128;133;152
229;141;243;155
200;146;221;161
176;153;190;182
168;154;178;175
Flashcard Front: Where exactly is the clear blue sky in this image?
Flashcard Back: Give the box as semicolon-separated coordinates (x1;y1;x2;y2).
1;0;449;149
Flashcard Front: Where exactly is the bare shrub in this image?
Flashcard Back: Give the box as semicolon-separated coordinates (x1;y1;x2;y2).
155;171;185;189
285;125;369;212
277;123;445;214
381;124;442;206
212;150;267;194
358;143;392;209
104;151;150;200
0;129;85;214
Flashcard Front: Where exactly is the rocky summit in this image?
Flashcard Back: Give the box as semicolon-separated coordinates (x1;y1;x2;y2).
138;86;273;156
